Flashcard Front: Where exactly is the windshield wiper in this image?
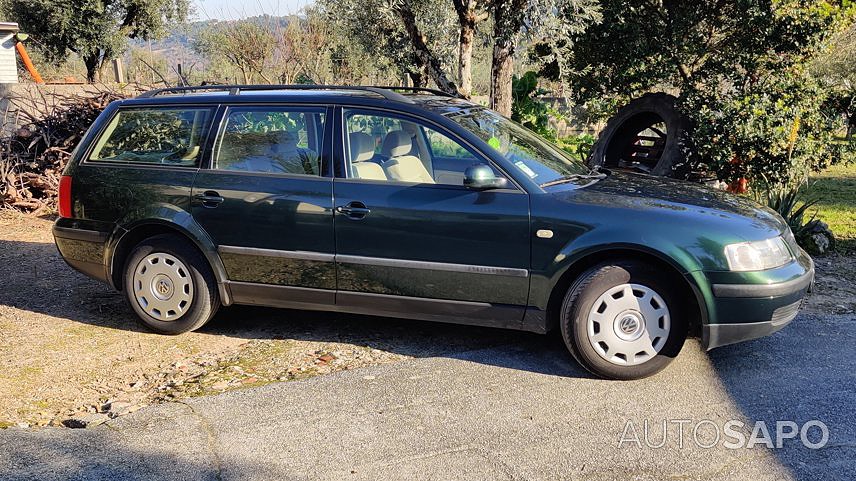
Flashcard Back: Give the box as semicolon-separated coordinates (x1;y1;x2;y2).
539;171;607;188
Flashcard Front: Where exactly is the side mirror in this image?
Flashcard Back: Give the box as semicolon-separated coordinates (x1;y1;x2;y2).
463;164;508;191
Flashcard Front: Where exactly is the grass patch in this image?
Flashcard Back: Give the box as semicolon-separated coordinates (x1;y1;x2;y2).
808;163;856;253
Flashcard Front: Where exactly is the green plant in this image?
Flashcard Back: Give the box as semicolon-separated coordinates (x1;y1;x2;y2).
682;69;851;186
511;71;554;138
758;178;817;234
755;176;836;254
556;133;596;163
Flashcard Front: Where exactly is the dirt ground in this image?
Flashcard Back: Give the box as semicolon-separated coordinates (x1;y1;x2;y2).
0;211;517;427
1;210;853;428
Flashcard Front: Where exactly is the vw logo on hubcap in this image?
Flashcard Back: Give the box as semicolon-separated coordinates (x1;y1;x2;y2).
151;274;174;300
613;310;644;341
619;316;638;334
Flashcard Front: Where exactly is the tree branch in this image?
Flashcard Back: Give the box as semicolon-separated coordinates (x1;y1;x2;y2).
394;0;460;95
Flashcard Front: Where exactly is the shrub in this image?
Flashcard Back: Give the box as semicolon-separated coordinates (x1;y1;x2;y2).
511;71;554;138
556;133;596;163
680;69;853;187
755;176;835;255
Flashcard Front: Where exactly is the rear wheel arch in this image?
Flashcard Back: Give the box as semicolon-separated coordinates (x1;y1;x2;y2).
108;222;230;304
546;247;705;337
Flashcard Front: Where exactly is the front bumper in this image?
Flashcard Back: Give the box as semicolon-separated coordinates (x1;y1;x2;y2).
702;262;814;350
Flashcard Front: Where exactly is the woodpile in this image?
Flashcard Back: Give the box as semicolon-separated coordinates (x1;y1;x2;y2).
1;91;126;214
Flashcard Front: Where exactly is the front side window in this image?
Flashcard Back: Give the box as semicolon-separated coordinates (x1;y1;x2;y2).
215;107;327;176
344;110;503;186
89;107;213;166
446;107;590;186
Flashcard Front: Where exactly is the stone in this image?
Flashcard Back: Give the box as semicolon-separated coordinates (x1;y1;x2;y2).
107;401;133;417
211;381;230;391
62;412;109;429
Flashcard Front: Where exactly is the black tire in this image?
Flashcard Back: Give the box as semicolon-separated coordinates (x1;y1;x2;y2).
560;260;687;380
123;234;219;334
588;92;689;177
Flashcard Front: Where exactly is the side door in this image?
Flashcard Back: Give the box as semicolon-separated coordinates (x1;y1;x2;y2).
191;104;336;307
333;108;531;329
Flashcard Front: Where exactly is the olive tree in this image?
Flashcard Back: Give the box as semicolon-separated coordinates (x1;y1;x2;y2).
812;24;856;139
193;20;276;84
320;0;459;90
489;0;600;115
8;0;190;83
322;0;600;115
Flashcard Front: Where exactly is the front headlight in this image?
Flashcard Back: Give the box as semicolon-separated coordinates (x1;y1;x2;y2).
724;236;793;271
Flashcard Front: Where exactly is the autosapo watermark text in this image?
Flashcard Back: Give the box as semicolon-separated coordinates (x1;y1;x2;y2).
618;419;828;449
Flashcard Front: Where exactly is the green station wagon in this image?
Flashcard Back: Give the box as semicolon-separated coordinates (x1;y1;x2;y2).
53;85;814;379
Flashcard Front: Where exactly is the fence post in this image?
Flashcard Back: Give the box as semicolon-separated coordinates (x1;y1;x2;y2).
112;58;125;84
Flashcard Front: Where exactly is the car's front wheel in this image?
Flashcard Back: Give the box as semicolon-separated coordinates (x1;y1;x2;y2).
560;260;687;380
123;235;219;334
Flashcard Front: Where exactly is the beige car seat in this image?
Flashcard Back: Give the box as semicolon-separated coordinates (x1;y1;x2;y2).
270;130;319;175
381;130;435;184
349;132;387;180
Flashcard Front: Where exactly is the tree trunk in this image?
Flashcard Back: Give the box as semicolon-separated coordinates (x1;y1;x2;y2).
395;1;459;95
408;69;428;88
83;54;101;84
848;110;855;140
490;39;514;116
457;16;475;98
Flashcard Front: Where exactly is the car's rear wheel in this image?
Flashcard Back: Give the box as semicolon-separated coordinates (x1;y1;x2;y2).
560;260;687;380
123;235;219;334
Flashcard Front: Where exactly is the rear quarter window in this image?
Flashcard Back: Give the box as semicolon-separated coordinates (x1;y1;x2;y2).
88;107;214;166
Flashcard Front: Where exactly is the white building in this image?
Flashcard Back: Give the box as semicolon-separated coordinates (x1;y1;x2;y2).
0;22;19;84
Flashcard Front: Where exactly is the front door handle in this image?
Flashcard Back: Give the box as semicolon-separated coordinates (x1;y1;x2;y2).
195;191;225;208
336;201;370;220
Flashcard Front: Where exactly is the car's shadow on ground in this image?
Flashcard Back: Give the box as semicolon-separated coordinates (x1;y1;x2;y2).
0;238;590;379
707;313;856;481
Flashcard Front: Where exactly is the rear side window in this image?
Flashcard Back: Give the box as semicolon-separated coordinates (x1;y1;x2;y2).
215;107;327;176
88;107;213;166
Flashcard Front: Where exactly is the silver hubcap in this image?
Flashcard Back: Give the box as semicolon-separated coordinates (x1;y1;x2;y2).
587;283;670;366
132;253;193;321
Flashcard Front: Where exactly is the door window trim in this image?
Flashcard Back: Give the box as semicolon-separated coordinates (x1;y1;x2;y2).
336;106;524;192
204;103;335;179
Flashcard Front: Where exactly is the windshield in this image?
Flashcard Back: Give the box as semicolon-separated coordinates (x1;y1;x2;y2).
445;108;591;185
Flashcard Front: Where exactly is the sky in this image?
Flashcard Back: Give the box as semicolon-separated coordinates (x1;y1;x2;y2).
193;0;314;20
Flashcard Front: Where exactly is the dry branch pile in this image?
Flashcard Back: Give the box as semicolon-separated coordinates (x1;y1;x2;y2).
1;91;126;214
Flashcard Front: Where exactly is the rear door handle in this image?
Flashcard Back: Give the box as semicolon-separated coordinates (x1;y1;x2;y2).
195;191;225;208
336;201;370;220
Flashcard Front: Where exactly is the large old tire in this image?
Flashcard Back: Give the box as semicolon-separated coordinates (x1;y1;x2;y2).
588;93;689;177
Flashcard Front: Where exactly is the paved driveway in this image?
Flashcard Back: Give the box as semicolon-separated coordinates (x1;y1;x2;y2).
1;312;854;481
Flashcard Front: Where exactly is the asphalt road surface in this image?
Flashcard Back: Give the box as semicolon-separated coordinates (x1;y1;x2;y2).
1;312;854;481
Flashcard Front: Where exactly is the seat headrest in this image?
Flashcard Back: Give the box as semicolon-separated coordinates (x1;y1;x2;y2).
381;130;412;158
271;130;298;154
274;130;297;143
349;132;375;163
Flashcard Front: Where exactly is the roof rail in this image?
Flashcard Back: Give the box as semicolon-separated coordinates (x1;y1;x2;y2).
364;86;461;98
136;84;458;102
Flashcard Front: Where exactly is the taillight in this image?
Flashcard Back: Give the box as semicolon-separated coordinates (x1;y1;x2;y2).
58;175;72;218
